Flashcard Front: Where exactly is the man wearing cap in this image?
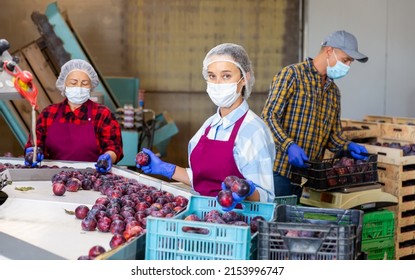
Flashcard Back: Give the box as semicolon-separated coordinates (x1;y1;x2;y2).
261;30;369;199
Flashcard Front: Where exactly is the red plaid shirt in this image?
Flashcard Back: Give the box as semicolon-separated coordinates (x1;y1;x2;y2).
26;99;124;163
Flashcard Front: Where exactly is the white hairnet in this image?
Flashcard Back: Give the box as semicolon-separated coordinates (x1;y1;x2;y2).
202;43;255;99
56;59;99;92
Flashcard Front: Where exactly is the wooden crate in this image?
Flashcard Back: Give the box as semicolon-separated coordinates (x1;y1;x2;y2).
377;162;415;181
380;122;415;142
342;120;381;140
365;143;415;259
386;202;415;260
381;178;415;201
364;115;395;123
394;117;415;125
363;144;415;165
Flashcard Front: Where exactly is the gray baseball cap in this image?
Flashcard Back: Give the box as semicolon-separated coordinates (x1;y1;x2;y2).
322;30;368;63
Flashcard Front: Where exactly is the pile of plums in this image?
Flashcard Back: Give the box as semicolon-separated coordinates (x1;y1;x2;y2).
325;156;374;187
50;169;190;259
182;209;265;235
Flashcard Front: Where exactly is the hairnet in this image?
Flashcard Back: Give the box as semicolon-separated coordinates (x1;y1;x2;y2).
56;59;99;93
202;43;255;99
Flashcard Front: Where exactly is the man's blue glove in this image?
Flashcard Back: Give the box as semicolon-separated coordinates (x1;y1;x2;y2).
95;153;112;173
136;148;176;179
219;179;257;212
348;142;368;160
24;147;44;168
287;143;309;168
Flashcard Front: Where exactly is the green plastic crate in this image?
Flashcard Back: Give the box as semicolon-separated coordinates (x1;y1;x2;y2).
362;210;395;240
362;237;395;260
274;195;297;206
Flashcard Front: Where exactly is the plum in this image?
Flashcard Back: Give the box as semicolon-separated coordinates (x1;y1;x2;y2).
136;151;150;166
204;210;222;221
174;195;189;207
96;158;109;170
66;177;81;192
52;181;66;196
223;175;239;190
110;219;126;234
97;216;112;232
184;214;201;221
217;190;234;208
95;197;110;206
88;245;106;259
230;178;251;197
250;216;266;233
222;211;242;223
81;217;97;231
109;233;126;249
123;225;144;241
81;178;93;190
75;205;90;219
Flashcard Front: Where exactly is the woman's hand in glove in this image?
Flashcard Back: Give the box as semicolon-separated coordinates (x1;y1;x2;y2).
136;148;176;179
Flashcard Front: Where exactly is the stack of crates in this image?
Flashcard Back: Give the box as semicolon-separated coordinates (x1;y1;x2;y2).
363;114;415;260
361;210;395;260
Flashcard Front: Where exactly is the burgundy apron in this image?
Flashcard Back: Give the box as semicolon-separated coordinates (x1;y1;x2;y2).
45;102;100;162
190;112;247;197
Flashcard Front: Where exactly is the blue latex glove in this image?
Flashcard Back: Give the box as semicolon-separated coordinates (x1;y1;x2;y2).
219;180;257;212
95;153;112;174
348;142;368;160
287;143;309;168
136;148;176;179
24;147;44;168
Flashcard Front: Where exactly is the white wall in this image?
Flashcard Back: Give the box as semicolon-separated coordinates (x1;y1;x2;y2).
305;0;415;119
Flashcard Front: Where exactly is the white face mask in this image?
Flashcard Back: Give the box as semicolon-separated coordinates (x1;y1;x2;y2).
206;78;242;108
65;87;91;105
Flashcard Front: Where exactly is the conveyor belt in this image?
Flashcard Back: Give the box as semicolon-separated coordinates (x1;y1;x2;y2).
0;232;64;260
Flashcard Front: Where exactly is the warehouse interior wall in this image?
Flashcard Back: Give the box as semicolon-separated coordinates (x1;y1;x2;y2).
305;0;415;120
0;0;301;166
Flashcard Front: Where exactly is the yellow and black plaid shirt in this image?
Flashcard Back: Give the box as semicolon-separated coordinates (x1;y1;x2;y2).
261;57;348;177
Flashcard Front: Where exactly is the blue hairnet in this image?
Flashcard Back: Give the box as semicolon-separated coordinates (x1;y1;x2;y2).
56;59;99;92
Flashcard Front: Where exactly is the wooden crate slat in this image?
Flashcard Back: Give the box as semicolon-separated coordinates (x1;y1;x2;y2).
342;120;381;140
377;162;415;181
381;179;415;197
394;117;415;125
364;115;395;123
398;231;415;243
396;245;415;259
364;144;415;165
396;215;415;228
380;122;415;142
21;42;64;104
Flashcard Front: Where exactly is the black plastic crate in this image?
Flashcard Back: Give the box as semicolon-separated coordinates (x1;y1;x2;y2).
257;205;363;260
291;152;378;191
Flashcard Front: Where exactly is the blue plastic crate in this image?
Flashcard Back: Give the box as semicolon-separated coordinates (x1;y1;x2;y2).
145;195;276;260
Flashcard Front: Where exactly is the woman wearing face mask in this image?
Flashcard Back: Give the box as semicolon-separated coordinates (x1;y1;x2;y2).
261;30;369;200
136;43;276;208
24;59;123;173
